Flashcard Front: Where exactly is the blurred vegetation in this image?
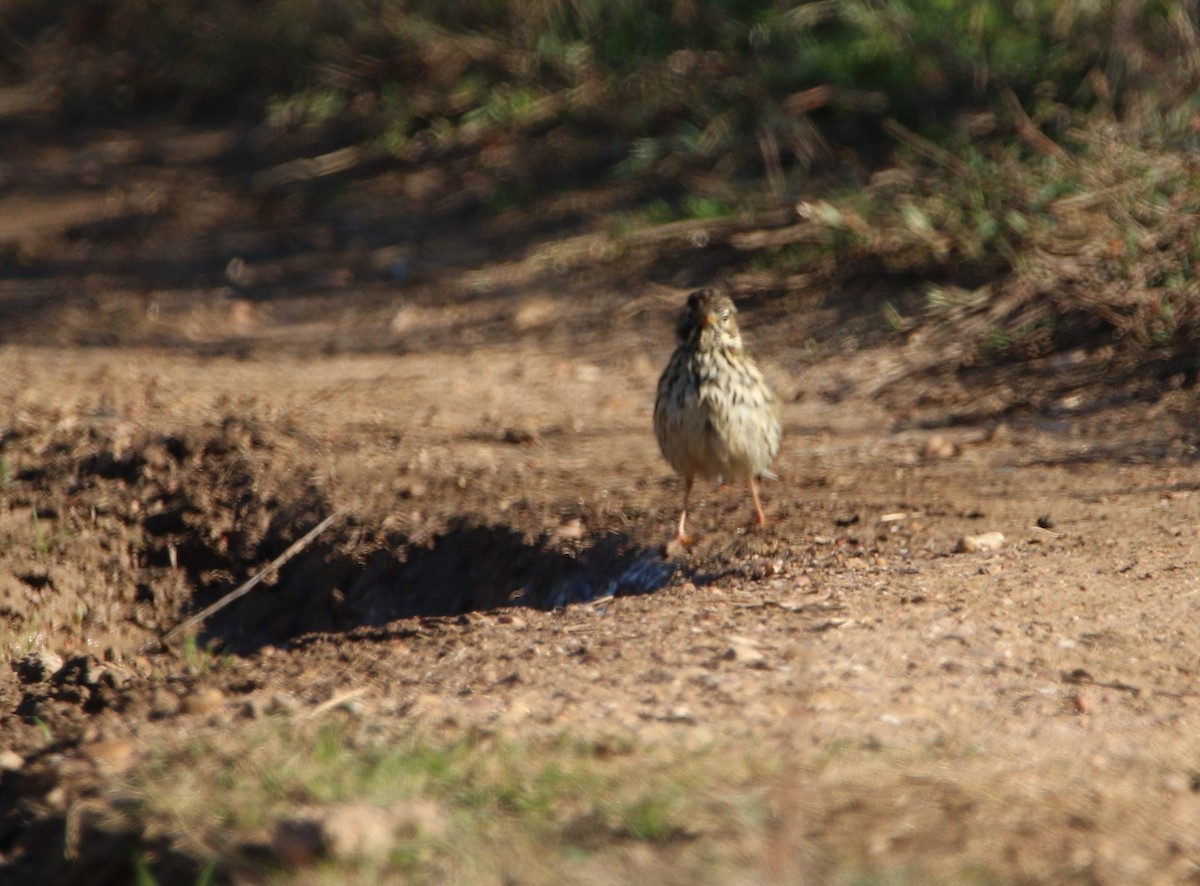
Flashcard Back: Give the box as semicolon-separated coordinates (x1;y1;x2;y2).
3;0;1200;370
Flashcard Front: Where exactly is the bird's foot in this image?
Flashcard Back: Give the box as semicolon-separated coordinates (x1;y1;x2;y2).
663;533;695;558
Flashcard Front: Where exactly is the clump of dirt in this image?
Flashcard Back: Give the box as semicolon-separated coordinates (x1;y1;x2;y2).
1;416;317;653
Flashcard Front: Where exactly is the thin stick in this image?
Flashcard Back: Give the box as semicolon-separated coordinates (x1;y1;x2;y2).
882;118;968;175
1003;88;1069;160
300;687;369;720
163;508;346;643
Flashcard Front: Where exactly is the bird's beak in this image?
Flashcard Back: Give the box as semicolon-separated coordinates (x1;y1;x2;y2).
699;312;715;329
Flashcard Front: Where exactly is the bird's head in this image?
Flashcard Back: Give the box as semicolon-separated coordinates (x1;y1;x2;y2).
677;288;743;350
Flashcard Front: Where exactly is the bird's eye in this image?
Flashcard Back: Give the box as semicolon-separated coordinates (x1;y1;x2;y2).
721;310;730;322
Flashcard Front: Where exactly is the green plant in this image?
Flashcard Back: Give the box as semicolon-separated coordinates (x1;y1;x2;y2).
31;507;47;554
33;717;52;743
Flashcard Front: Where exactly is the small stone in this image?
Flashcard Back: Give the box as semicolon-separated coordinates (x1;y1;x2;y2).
0;749;24;771
397;481;427;499
512;297;556;331
722;639;767;669
80;739;136;772
241;695;267;719
955;531;1006;554
921;435;958;459
549;518;585;543
151;688;182;718
319;803;396;861
1036;514;1056;530
1162;772;1190;794
181;686;226;716
16;650;64;683
1071;690;1092;715
268;692;302;715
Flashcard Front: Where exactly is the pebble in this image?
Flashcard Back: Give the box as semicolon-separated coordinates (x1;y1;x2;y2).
921;434;958;459
240;695;266;719
17;650;64;683
80;739;136;772
318;803;397;860
722;639;768;669
268;692;302;715
273;801;448;866
549;518;584;543
956;531;1006;553
181;686;226;716
1161;772;1190;794
0;749;23;771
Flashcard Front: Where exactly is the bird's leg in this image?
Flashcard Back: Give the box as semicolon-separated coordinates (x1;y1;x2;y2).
749;476;767;526
676;475;695;544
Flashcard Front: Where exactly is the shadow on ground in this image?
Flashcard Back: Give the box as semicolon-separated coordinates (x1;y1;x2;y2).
197;523;675;653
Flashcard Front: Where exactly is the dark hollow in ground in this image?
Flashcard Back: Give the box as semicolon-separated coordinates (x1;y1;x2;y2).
197;523;675;652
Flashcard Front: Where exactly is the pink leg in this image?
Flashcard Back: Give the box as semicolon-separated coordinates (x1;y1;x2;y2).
676;476;694;543
749;476;766;526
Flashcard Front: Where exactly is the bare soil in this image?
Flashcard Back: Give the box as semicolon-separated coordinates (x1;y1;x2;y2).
2;121;1200;884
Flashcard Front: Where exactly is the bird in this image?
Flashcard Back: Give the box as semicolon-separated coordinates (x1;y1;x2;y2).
654;288;782;544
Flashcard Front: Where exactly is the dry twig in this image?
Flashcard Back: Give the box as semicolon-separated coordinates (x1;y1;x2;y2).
163;509;346;643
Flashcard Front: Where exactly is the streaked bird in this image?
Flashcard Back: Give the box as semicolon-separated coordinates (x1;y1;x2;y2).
654;288;781;543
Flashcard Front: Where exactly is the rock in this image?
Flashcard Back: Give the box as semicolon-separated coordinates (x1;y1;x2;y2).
16;650;64;683
151;688;182;718
1162;772;1190;794
274;801;446;867
268;692;302;715
512;297;556;331
549;518;585;544
240;694;266;719
80;739;136;772
180;686;226;716
0;749;24;771
921;435;958;459
318;803;397;861
722;639;768;669
397;480;427;499
955;531;1005;554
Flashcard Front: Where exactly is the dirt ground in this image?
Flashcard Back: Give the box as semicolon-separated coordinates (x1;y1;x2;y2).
3;121;1200;884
